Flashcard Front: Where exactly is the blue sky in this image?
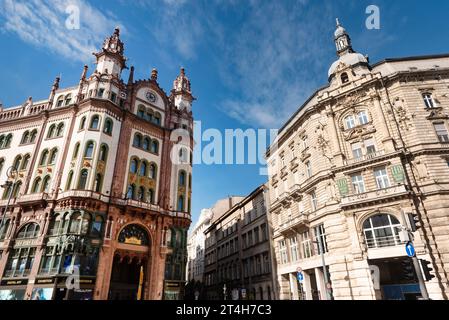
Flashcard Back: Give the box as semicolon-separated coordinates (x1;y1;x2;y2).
1;0;448;227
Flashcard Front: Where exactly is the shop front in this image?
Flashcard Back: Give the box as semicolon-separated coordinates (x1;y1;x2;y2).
0;279;28;300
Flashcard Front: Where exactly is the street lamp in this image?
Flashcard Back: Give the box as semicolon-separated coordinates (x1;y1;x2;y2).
0;167;18;239
313;236;332;300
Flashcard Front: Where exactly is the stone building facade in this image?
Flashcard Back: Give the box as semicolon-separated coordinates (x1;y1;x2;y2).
266;20;449;300
0;28;193;300
203;185;278;300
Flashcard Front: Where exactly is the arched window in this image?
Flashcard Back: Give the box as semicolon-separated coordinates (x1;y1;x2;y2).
80;213;91;235
149;163;157;179
0;135;4;149
30;130;38;143
17;223;40;239
345;115;355;129
13;155;22;170
21;131;30;144
56;123;64;137
137;105;146;118
12;181;22;198
47;124;56;138
341;72;349;84
133;133;142;148
48;214;62;236
104;118;113;135
177;195;185;211
64;94;72;106
49;148;58;165
137;186;145;201
151;140;159;154
146;110;154;122
127;184;136;200
362;214;402;249
90;115;100;130
73;142;80;159
99;144;108;162
91;216;104;237
179;148;187;163
66;170;74;191
21;154;31;170
130;158;138;174
84;141;94;158
39;149;49;166
42;175;51;193
179;171;186;186
2;182;12;200
148;189;155;204
139;161;147;176
94;173;102;192
358;111;369;125
69;212;82;234
0;158;4;175
31;177;42;193
143;137;150;151
56;95;64;107
118;224;149;246
78;169;89;190
154;113;161;125
79;116;86;130
4;134;12;148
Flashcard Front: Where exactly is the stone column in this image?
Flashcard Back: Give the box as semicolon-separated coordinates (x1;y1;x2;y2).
327;105;344;166
303;271;312;300
371;91;395;152
289;272;299;300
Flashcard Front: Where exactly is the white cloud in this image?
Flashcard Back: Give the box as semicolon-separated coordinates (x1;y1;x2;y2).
0;0;124;63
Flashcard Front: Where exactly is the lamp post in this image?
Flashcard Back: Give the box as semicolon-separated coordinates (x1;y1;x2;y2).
313;237;332;300
0;167;18;239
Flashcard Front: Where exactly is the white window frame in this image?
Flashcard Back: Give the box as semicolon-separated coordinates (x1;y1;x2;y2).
434;123;449;142
345;115;356;129
423;93;435;109
358;111;369;125
374;167;390;190
351;174;365;194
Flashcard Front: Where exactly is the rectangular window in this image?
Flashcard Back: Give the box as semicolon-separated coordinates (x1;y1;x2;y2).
351;174;365;194
365;138;376;155
358;111;369;125
345;115;355;129
423;93;435;109
434;123;449;142
254;227;259;243
279;240;288;264
248;231;253;247
242;234;247;249
314;224;328;254
110;92;117;103
300;231;312;259
302;136;308;150
261;223;268;241
351;142;363;159
289;236;299;262
374;167;390;189
310;191;317;211
97;88;105;98
306;161;312;178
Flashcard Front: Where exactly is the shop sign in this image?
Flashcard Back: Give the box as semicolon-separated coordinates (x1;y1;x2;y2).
35;278;55;285
1;279;28;286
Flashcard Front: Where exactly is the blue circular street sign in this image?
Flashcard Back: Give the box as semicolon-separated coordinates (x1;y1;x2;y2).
405;241;415;257
297;272;304;282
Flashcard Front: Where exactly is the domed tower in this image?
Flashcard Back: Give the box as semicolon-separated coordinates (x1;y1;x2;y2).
93;27;127;78
172;67;195;113
328;19;370;83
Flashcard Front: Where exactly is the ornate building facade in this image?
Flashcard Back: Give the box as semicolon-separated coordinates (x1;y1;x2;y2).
0;28;193;300
266;20;449;300
203;185;278;300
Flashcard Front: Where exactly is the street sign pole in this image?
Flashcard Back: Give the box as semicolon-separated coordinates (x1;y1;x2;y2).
405;240;429;300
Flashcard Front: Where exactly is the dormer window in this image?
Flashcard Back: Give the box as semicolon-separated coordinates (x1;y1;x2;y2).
64;94;72;106
423;93;435;109
341;72;349;84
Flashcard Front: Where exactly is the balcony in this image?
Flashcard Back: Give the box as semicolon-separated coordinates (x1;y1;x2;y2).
366;235;408;260
57;190;110;202
341;184;409;208
16;193;49;204
278;212;310;235
346;150;385;165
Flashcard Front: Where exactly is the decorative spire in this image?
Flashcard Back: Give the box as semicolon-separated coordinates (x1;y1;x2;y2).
93;27;127;71
151;68;158;81
128;66;135;85
173;67;191;93
334;18;353;57
48;76;60;104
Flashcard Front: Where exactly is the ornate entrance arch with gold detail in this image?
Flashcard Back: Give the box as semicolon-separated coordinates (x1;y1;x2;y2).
108;224;151;300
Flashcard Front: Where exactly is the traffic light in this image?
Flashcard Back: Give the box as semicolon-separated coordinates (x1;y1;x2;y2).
419;259;435;281
407;212;421;232
401;259;415;281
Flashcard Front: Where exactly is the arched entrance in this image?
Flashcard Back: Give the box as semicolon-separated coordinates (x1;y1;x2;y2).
108;224;150;300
